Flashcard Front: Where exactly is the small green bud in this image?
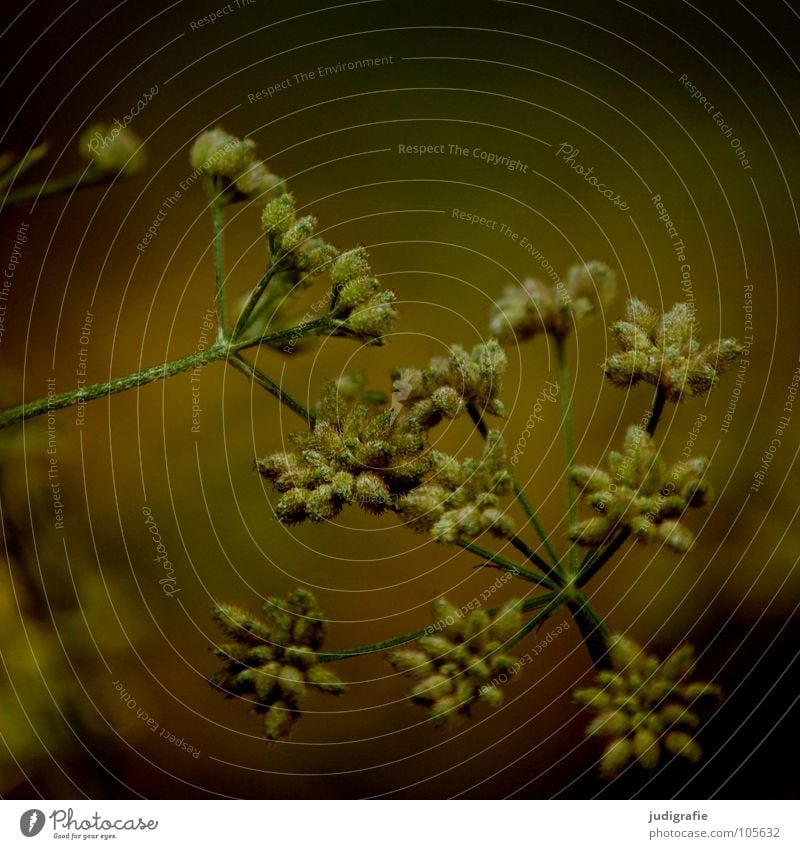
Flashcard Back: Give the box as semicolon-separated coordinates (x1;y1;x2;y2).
80;124;146;177
600;737;633;776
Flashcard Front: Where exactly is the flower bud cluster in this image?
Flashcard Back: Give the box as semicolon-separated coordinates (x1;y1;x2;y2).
257;379;435;524
210;589;344;741
261;193;339;286
569;425;713;552
574;634;721;776
326;247;398;345
392;339;507;419
190;126;284;202
394;431;516;543
489;261;617;343
79;124;146;178
388;598;522;723
604;299;743;401
258;346;511;537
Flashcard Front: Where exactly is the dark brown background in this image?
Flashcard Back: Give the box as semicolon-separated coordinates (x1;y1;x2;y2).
0;0;798;798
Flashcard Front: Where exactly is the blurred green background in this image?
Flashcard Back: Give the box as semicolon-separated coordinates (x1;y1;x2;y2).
1;0;798;798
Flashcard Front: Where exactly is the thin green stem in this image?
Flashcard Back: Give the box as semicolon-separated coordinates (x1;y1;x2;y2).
1;170;102;209
507;534;563;585
502;593;566;652
228;354;314;426
512;477;561;567
0;143;50;192
316;592;557;662
212;199;227;341
576;528;631;587
455;538;557;590
0;317;333;430
232;266;276;341
466;401;560;568
555;334;578;574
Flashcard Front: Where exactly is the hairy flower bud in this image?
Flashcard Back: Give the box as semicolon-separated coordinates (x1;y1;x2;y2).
79;124;146;177
575;634;721;777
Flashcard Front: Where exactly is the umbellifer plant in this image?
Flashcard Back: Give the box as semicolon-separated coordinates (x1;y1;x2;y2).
1;127;743;779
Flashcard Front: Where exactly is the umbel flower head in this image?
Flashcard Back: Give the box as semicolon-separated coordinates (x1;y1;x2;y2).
210;589;345;741
395;431;516;543
574;634;721;777
257;345;512;540
190;126;284;202
569;425;712;553
388;598;522;723
604;299;742;402
490;261;617;343
79;124;146;177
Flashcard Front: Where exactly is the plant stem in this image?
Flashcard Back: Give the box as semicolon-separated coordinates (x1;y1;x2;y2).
466;402;560;568
647;384;667;436
1;170;102;209
455;538;557;590
567;594;611;670
0;318;333;430
576;528;631;587
507;534;562;585
228;354;314;426
0;345;226;429
232;266;276;340
555;334;578;574
316;592;557;662
212;199;227;341
0;143;50;192
512;477;561;567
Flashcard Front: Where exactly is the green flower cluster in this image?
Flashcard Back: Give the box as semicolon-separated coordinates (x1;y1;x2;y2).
604;299;742;401
79;124;146;178
391;338;507;418
489;261;617;343
569;425;713;552
388;598;522;723
395;431;515;543
210;589;345;741
574;634;721;776
258;343;511;538
261;193;339;285
326;246;398;345
190;126;284;202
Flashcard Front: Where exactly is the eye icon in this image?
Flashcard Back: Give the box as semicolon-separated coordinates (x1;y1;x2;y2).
20;810;46;837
